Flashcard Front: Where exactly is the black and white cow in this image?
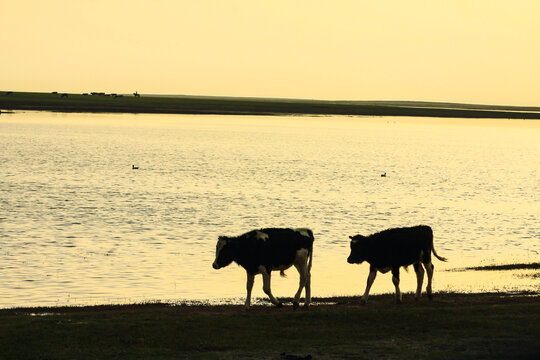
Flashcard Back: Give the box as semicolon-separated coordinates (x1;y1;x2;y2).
213;228;314;309
347;225;447;303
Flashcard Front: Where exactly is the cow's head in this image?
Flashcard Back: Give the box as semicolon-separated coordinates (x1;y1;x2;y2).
212;236;236;269
347;235;367;264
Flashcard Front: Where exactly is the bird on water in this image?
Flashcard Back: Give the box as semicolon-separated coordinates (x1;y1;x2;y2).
132;165;139;170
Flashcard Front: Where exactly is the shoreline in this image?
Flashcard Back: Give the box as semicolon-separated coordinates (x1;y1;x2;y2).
2;91;540;119
2;290;538;313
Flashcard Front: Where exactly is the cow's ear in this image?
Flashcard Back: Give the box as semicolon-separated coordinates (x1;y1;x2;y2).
349;236;353;239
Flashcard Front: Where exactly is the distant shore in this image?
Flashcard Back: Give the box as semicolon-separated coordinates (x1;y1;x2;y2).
1;291;538;359
2;91;540;119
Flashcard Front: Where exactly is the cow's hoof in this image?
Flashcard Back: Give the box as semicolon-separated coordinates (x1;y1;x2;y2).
360;298;367;305
303;303;311;309
395;299;403;304
414;297;420;302
427;294;434;300
293;301;300;309
275;302;283;308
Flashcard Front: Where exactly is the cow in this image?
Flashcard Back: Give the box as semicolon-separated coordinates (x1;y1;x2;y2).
347;225;447;304
213;228;314;309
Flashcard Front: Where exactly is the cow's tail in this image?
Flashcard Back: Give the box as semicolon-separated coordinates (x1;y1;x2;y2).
307;231;314;276
432;246;447;262
427;226;447;262
308;244;313;272
431;236;447;262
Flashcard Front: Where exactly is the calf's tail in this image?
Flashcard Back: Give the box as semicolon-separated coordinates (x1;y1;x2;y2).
428;227;447;262
308;245;313;271
308;231;314;271
432;246;447;262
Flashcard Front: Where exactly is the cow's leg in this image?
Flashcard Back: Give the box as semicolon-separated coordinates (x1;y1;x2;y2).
413;262;424;301
425;262;434;299
245;272;255;309
304;266;311;308
392;267;402;304
361;266;377;304
259;266;282;307
293;263;307;309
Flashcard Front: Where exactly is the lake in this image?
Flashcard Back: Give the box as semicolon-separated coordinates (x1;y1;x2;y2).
0;111;538;307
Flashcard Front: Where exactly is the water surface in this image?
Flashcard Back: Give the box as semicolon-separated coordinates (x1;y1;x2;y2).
1;112;538;307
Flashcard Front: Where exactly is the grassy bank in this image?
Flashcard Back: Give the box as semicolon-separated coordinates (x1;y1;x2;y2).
1;292;538;359
2;91;540;119
461;262;540;271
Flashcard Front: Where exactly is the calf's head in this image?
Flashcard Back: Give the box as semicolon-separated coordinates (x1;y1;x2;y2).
347;235;367;264
212;236;236;269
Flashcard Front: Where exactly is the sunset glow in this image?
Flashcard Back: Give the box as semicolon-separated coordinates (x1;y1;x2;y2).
3;0;540;105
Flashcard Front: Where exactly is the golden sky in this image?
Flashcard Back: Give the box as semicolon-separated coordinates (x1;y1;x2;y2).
2;0;539;105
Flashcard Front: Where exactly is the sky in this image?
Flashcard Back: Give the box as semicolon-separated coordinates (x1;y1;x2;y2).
2;0;540;105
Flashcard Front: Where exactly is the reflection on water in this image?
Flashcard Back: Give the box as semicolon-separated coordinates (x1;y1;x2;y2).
0;112;538;307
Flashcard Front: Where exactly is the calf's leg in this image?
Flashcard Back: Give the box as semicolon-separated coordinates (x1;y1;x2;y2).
392;267;402;304
245;272;255;309
413;262;424;300
259;266;282;307
293;263;308;309
304;269;311;307
361;267;377;304
425;262;434;299
305;249;313;307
